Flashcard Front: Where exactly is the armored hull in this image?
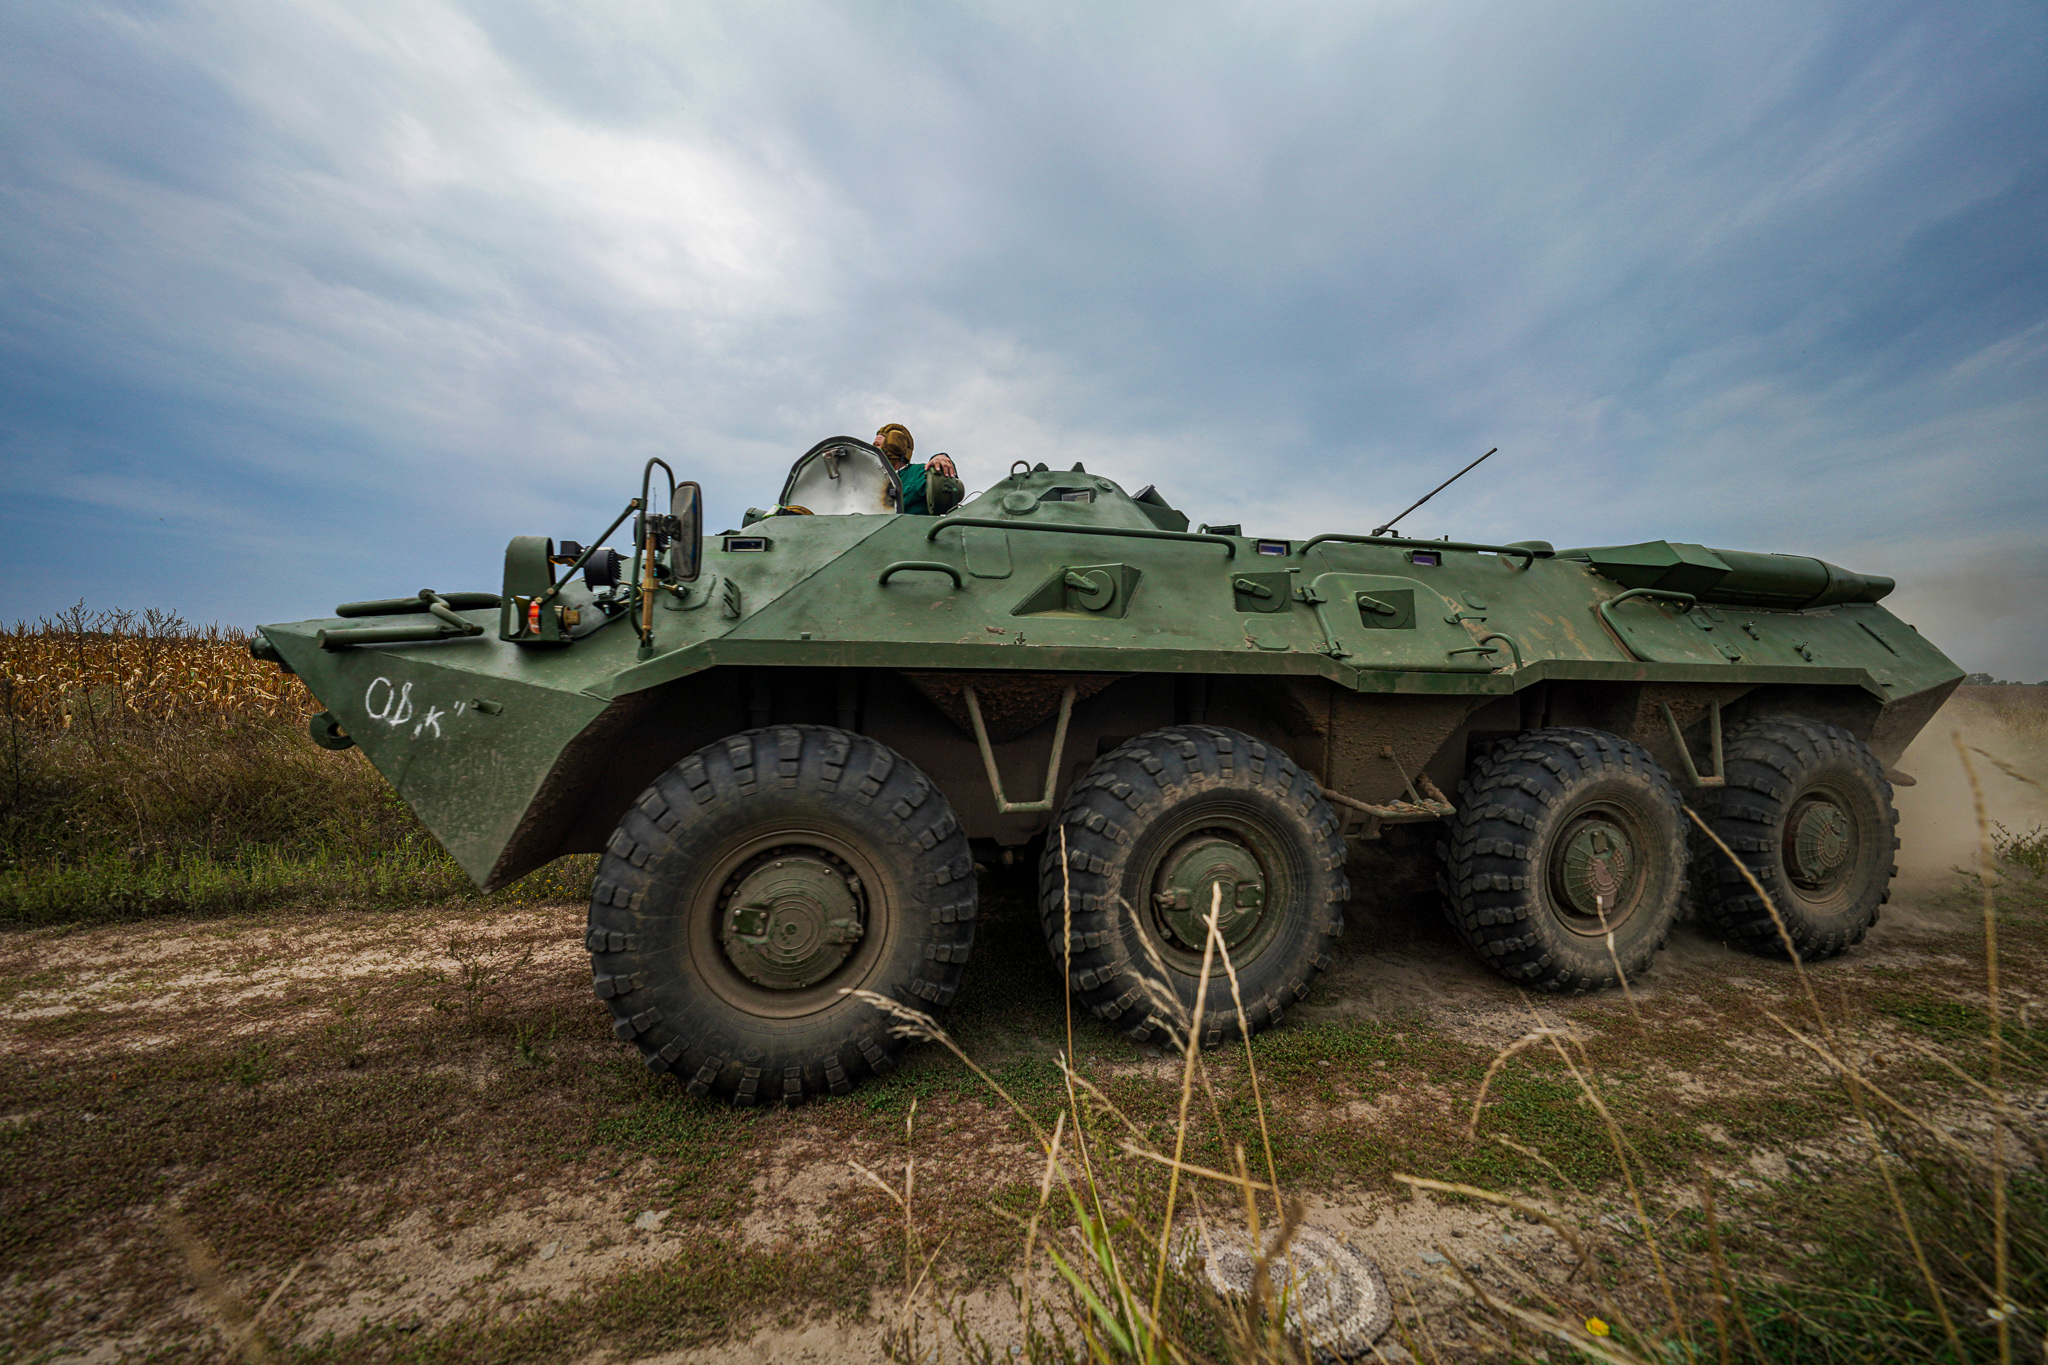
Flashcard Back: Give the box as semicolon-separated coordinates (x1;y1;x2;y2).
257;440;1961;1103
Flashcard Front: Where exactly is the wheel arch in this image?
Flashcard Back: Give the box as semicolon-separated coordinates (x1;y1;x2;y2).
483;670;753;889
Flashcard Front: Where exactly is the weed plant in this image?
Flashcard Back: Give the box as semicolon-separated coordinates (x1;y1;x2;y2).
862;738;2048;1364
1994;823;2048;882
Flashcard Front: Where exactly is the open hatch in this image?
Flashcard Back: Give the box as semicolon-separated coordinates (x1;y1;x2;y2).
778;436;903;516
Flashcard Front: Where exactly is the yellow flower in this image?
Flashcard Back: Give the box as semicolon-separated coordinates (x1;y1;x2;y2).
1586;1318;1611;1337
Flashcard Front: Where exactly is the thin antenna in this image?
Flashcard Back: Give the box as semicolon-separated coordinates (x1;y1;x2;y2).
1372;447;1498;537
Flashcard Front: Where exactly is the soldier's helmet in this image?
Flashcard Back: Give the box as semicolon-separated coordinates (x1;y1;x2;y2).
874;423;914;465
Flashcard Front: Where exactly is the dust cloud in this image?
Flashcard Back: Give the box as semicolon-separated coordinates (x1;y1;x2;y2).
1891;687;2048;895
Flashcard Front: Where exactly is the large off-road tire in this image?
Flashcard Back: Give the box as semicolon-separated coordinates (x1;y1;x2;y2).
587;725;975;1106
1690;717;1897;962
1040;725;1347;1048
1439;728;1687;992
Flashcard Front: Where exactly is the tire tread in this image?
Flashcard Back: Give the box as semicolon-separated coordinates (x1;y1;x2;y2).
588;725;973;1106
1439;727;1686;993
1037;725;1347;1045
1690;716;1895;962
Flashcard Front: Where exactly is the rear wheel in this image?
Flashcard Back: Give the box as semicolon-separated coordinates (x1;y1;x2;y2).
1690;717;1896;962
1041;725;1347;1048
1439;728;1687;992
588;725;975;1105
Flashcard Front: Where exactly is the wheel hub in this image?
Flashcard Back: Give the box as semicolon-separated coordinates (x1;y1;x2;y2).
1556;819;1635;921
1787;798;1854;888
718;850;865;990
1153;834;1267;949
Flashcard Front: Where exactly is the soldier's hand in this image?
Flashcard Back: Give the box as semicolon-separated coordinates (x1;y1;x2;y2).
927;453;957;479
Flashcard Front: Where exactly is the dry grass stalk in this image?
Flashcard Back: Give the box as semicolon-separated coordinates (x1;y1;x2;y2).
1764;1011;2014;1169
158;1207;288;1365
1890;1036;2048;1173
1052;823;1164;1358
1149;882;1223;1331
1124;894;1201;1052
1212;889;1284;1203
1052;823;1157;1361
1957;734;2016;1365
1487;1132;1589;1211
1442;764;2037;1363
1391;1175;1589;1269
845;990;1054;1149
1594;896;1645;1027
863;835;1339;1362
1532;1022;1687;1344
1686;804;1970;1360
1442;1284;1648;1365
851;1099;960;1363
1115;1145;1281;1194
1062;822;1076;1062
1697;1175;1765;1364
1016;1110;1068;1340
910;734;2039;1361
1967;744;2046;794
1208;914;1305;1363
1465;1027;1569;1141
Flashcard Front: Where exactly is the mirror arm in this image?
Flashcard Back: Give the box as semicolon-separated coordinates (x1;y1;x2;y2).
535;498;641;610
527;463;698;658
632;458;691;658
640;457;677;516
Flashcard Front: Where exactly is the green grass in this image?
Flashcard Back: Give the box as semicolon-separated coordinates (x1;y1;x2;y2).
2;837;468;922
298;1234;874;1364
1880;996;2048;1070
1713;1143;2048;1365
1995;822;2048;880
596;1092;767;1222
0;669;602;925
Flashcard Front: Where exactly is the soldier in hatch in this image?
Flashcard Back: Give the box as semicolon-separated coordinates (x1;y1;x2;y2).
874;424;959;515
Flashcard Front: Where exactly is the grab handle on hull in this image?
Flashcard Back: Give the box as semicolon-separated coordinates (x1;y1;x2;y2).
336;592;501;618
1596;587;1699;663
319;590;488;650
929;518;1236;558
1447;631;1526;670
1294;533;1545;568
878;561;965;589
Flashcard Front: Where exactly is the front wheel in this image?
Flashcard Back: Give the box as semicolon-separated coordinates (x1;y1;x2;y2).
1041;725;1348;1048
588;726;975;1106
1439;727;1687;992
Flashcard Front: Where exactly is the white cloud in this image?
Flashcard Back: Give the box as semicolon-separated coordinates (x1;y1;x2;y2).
0;0;2040;673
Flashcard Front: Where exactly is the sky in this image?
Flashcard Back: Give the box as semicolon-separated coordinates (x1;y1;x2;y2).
2;1;2044;678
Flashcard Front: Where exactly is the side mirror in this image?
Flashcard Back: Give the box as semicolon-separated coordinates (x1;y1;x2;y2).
669;481;703;582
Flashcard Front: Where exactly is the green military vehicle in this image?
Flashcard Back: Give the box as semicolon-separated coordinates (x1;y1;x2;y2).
253;437;1961;1104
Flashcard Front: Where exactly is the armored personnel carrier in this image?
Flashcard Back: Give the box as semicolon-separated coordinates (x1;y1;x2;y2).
255;437;1961;1104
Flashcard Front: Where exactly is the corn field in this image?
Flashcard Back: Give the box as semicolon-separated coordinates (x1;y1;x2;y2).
0;601;312;730
0;603;585;923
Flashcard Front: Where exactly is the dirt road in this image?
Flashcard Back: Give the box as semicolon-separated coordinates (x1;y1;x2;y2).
3;691;2043;1363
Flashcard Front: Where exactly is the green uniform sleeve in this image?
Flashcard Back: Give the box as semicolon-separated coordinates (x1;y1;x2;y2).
897;462;929;515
